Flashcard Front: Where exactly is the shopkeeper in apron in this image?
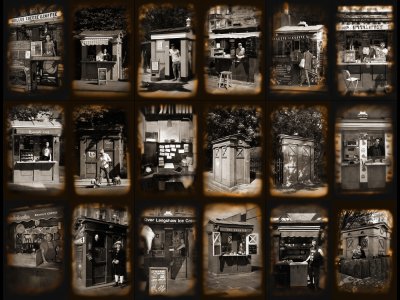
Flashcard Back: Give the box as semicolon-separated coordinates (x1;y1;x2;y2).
40;233;58;264
304;239;324;290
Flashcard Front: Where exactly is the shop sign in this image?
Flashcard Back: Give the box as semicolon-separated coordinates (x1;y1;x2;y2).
8;207;63;223
143;217;196;225
337;23;392;31
9;11;62;25
15;128;61;135
220;227;252;233
149;267;168;295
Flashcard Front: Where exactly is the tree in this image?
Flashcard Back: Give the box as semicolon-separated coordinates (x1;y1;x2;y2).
140;5;193;41
7;105;63;130
339;210;378;231
73;7;128;32
205;106;261;168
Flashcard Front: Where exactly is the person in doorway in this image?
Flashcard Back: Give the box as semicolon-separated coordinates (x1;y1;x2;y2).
236;43;246;61
352;245;366;259
112;241;126;287
169;43;181;81
41;141;52;161
304;239;324;290
43;34;56;56
176;238;186;256
98;149;112;185
40;233;58;264
102;48;111;61
300;48;313;87
368;138;385;158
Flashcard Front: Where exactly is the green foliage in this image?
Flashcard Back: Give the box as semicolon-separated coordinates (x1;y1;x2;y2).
74;7;128;32
73;106;126;132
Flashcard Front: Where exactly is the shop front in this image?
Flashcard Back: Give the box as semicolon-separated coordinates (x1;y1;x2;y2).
207;29;260;83
149;21;195;82
77;30;125;81
335;112;393;191
73;216;128;288
141;215;196;281
271;215;326;287
6;206;63;291
272;23;326;86
78;127;125;179
206;219;259;274
8;10;63;92
337;6;393;93
11;120;62;184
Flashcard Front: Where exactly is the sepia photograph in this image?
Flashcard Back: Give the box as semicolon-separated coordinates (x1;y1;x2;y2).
6;104;65;194
138;206;197;296
204;105;262;196
204;203;262;296
138;4;197;97
270;205;328;295
270;105;328;197
270;1;327;93
138;104;197;193
73;105;130;195
336;5;394;96
72;204;130;295
72;5;130;96
205;5;262;94
7;5;64;93
335;105;393;193
337;209;393;293
5;204;64;294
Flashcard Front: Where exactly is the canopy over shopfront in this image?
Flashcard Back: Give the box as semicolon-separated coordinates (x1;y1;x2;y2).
8;206;63;223
11;120;62;136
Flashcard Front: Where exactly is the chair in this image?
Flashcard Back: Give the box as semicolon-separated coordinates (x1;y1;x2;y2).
218;71;232;89
342;69;360;94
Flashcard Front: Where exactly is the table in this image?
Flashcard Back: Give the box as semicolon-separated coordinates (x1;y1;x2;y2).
13;161;59;183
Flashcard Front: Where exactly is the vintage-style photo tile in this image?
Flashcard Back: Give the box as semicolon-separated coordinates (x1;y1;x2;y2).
137;3;197;97
204;5;262;94
204;105;262;197
5;204;64;294
336;5;394;96
72;4;131;96
270;204;328;295
270;1;328;93
6;4;64;94
6;104;65;194
73;105;130;195
72;203;130;295
203;203;262;296
336;209;393;293
137;206;197;296
270;105;328;197
138;104;197;194
335;105;393;194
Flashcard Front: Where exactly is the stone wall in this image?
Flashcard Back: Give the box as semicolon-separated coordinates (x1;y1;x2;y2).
340;257;391;279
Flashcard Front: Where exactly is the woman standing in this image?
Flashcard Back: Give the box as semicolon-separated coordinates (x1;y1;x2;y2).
112;241;126;287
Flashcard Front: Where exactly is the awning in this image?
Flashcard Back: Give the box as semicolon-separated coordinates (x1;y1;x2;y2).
278;225;320;237
273;35;310;41
80;37;111;46
208;32;260;39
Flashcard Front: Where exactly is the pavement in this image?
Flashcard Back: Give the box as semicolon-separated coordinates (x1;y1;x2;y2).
138;72;196;97
204;171;262;196
205;75;262;94
270;182;328;197
138;278;195;296
72;80;130;96
338;273;390;293
76;281;130;296
206;269;262;296
74;178;131;195
270;84;327;93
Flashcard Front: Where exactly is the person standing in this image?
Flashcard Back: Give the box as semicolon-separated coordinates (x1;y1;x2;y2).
304;239;324;290
236;43;246;61
98;149;112;185
43;34;56;56
41;141;52;161
169;43;181;81
300;48;313;87
368;138;385;157
40;233;58;264
112;241;126;287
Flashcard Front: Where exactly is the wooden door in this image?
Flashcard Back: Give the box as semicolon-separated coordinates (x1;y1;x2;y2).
298;145;311;182
283;144;298;185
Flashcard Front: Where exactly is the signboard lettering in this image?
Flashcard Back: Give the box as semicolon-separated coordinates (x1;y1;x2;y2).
248;244;258;255
9;12;62;25
15;128;61;135
220;227;252;233
337;23;392;31
149;267;168;295
143;217;195;225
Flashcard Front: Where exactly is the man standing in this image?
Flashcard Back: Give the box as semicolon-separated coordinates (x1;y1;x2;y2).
169;43;181;81
41;141;52;161
300;48;313;87
99;149;112;185
304;239;324;290
236;43;246;61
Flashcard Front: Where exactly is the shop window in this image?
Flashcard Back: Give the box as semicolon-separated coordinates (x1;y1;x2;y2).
277;41;283;56
152;229;165;257
212;232;221;256
293;40;300;51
